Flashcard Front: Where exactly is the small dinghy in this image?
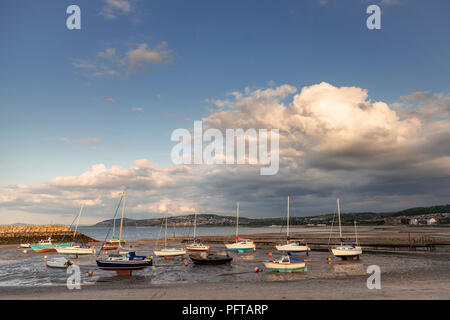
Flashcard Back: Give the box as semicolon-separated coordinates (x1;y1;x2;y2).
20;243;31;248
46;256;72;268
189;251;232;265
263;254;307;272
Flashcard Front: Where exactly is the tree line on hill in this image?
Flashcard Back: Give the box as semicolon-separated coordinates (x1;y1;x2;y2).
91;204;450;227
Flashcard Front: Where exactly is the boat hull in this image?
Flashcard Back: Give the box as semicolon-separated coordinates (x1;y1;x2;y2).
56;246;95;255
331;247;362;259
263;261;307;272
187;247;210;251
31;243;71;253
186;244;210;251
275;244;310;253
225;241;256;253
189;255;232;265
153;249;186;257
96;260;151;270
102;245;118;250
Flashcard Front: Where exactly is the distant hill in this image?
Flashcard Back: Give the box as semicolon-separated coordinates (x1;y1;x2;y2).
91;204;450;227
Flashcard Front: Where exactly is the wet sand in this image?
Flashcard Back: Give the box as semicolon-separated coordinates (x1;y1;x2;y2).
1;271;449;300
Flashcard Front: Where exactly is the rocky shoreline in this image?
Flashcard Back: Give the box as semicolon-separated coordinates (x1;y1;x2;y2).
0;225;96;245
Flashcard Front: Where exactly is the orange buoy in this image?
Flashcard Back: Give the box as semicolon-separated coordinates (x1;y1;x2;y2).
254;267;259;273
268;252;272;257
184;261;188;267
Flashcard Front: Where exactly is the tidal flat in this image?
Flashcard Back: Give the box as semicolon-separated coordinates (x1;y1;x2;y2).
0;227;449;299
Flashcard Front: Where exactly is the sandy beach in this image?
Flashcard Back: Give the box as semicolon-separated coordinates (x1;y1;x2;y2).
1;270;449;300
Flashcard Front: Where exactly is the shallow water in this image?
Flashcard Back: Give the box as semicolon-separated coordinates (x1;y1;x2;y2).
1;241;449;288
77;226;291;242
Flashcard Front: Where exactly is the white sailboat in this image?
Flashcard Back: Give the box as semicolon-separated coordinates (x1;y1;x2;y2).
275;196;310;254
330;198;362;259
56;204;95;255
225;202;256;253
153;215;186;257
186;210;210;251
102;207;126;250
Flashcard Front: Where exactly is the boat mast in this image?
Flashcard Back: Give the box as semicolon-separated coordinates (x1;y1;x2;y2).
73;203;84;242
337;198;342;240
119;189;126;244
354;219;359;245
287;196;290;239
236;202;239;242
164;215;168;248
112;212;116;238
193;210;197;242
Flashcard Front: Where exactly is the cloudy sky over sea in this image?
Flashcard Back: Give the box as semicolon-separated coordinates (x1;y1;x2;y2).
1;0;449;224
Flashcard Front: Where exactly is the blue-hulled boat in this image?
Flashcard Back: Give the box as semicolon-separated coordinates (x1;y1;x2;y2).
96;251;152;275
96;189;152;275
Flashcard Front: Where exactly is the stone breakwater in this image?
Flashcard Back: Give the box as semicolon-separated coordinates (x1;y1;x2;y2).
0;225;95;244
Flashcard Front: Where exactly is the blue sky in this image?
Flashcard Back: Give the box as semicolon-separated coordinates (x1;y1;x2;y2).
1;0;450;224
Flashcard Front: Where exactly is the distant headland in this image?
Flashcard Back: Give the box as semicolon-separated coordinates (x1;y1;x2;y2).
91;204;450;228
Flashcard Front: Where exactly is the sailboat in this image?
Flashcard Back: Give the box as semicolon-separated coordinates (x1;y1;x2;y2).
330;198;362;259
186;210;210;251
56;204;96;255
153;215;187;257
102;207;126;250
225;202;256;253
275;196;310;254
96;189;152;275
